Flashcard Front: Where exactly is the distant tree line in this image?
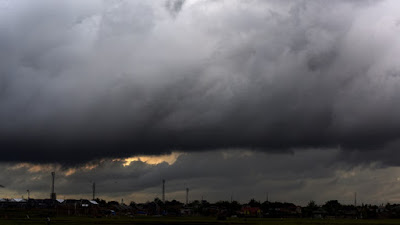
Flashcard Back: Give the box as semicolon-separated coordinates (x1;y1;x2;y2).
3;196;400;219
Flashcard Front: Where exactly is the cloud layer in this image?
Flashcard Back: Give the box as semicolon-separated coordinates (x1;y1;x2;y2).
1;0;400;163
1;150;399;205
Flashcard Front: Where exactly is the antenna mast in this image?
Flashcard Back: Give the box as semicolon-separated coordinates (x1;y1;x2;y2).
354;192;357;207
50;172;57;200
92;182;96;200
186;188;189;205
162;179;165;203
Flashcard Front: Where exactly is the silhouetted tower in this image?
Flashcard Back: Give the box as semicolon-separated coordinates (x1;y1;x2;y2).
50;172;57;200
186;188;189;205
162;179;165;203
27;190;30;199
354;192;357;207
92;182;96;200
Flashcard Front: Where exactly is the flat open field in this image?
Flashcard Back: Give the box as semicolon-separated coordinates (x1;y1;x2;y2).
1;217;400;225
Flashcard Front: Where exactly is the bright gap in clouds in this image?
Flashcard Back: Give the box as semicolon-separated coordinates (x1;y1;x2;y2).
119;152;183;167
8;152;183;177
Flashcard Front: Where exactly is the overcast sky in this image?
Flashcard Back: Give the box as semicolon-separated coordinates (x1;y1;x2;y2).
1;0;400;205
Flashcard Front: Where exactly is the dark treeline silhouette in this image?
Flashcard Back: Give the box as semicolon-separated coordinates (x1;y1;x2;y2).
1;197;400;219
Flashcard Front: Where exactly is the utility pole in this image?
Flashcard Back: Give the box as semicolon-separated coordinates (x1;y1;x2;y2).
50;172;56;200
92;182;96;200
354;192;357;207
162;179;165;203
186;188;189;205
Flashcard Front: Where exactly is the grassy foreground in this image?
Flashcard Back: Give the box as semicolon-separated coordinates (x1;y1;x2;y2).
1;217;400;225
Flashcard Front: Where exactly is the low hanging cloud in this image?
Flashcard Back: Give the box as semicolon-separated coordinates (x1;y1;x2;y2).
1;150;398;205
1;0;400;164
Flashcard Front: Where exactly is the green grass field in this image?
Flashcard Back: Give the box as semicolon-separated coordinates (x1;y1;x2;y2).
1;217;400;225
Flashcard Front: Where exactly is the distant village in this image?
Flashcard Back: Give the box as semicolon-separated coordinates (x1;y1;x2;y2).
3;197;400;220
2;173;400;219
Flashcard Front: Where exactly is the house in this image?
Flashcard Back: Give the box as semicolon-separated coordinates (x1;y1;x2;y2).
241;205;262;217
181;207;193;215
312;209;328;219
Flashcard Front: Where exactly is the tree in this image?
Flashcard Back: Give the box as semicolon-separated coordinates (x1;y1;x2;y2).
303;200;319;218
153;198;163;206
248;199;261;207
108;201;120;206
215;201;230;209
307;201;318;209
261;201;270;213
129;201;137;208
323;200;342;216
230;201;242;212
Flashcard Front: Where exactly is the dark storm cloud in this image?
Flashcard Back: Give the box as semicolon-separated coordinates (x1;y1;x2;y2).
166;0;186;16
1;0;400;164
